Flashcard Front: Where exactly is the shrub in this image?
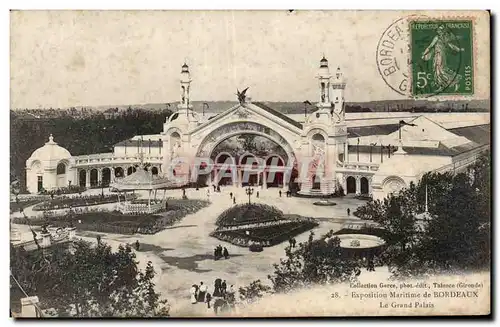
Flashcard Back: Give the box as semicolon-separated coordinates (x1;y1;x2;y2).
249;244;264;252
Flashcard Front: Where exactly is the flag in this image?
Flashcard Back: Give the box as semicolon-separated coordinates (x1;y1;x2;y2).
399;120;417;127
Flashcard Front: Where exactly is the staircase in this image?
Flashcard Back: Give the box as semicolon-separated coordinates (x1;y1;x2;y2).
296;178;335;198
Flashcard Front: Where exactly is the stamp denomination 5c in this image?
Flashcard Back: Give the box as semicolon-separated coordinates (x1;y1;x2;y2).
410;19;474;96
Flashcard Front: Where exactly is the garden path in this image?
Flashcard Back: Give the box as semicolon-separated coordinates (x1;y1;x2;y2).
11;186;370;316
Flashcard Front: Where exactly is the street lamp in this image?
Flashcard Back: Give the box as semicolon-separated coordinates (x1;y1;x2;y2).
245;187;254;205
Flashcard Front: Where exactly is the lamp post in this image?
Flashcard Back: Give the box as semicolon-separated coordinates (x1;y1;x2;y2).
245;187;254;205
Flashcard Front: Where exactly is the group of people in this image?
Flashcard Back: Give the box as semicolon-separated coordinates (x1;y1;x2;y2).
288;237;297;248
214;244;230;260
278;190;294;197
229;192;236;204
190;279;236;312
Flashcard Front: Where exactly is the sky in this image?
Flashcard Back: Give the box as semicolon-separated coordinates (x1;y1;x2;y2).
10;10;490;109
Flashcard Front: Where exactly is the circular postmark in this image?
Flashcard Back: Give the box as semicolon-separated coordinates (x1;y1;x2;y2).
376;16;416;96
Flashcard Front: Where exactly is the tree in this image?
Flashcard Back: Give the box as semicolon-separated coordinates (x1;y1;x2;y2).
267;231;360;293
356;151;491;278
238;280;272;304
10;240;170;317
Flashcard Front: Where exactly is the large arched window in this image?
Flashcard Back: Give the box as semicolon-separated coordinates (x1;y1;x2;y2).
56;162;66;175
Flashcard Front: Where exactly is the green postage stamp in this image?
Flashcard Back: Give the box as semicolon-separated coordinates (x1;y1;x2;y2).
410;19;474;96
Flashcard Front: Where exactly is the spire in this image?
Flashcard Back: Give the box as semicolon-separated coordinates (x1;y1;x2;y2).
47;134;56;144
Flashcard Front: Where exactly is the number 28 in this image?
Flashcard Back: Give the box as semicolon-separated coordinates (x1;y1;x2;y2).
416;72;432;88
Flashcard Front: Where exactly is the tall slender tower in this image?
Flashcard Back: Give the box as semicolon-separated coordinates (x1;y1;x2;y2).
179;63;193;110
316;56;332;109
331;66;346;123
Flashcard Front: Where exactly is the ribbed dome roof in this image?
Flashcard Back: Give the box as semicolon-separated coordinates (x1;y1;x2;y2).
28;134;71;162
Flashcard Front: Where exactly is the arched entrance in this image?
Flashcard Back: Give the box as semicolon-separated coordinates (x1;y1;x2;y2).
79;170;86;187
56;162;67;188
214;153;235;186
265;155;285;188
311;174;321;190
90;169;98;187
240;153;259;187
360;177;369;195
346;176;356;194
102;168;111;186
37;176;43;193
115;167;124;178
195;122;296;189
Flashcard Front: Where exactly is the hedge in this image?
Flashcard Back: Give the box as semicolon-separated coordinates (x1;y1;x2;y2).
216;203;285;227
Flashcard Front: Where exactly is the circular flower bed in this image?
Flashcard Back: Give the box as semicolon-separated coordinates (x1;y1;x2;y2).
216;203;284;227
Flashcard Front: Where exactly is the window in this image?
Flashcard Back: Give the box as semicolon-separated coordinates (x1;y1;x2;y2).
56;163;66;175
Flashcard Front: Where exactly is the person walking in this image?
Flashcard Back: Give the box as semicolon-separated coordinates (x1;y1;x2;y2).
214;278;222;297
223;247;229;259
233;197;236;204
227;285;235;305
279;190;282;197
205;292;212;309
230;192;233;199
221;280;227;296
256;191;259;198
347;208;351;216
190;284;198;304
198;282;207;302
135;240;140;251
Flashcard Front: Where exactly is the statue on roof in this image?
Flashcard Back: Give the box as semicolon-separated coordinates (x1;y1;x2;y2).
236;87;249;104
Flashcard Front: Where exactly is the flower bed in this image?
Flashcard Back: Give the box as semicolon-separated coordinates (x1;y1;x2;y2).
137;199;210;234
32;194;137;211
313;200;337;206
14;199;210;235
40;185;87;195
216;203;285;227
210;219;318;247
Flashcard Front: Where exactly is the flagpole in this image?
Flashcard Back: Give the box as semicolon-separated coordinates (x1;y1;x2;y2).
357;138;360;162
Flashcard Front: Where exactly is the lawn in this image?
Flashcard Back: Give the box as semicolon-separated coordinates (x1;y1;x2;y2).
10;199;44;213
